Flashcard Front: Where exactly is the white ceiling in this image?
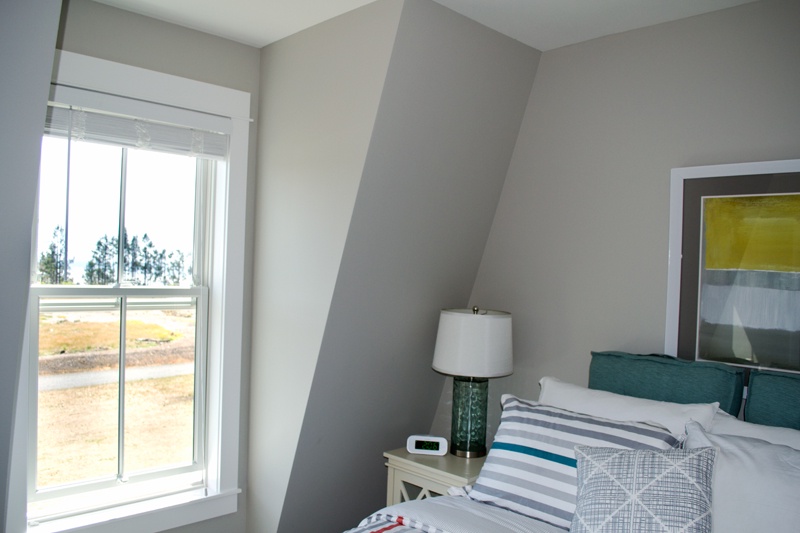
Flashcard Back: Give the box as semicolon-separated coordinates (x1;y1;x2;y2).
93;0;756;51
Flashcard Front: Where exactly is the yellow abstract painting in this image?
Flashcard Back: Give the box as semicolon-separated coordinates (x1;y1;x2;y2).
703;194;800;273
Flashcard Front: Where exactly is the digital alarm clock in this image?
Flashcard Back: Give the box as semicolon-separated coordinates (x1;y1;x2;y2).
406;435;448;456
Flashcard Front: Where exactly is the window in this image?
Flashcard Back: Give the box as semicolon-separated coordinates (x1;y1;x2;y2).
29;106;215;520
10;52;249;533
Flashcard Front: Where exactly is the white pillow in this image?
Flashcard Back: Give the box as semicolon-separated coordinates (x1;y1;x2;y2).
710;410;800;450
538;376;719;436
685;420;800;533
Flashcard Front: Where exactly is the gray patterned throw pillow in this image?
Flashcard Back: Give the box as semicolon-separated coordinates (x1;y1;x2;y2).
571;446;715;533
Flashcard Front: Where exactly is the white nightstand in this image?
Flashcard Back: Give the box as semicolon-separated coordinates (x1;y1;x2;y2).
384;447;486;506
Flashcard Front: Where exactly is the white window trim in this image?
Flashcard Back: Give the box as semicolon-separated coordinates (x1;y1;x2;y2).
8;51;250;533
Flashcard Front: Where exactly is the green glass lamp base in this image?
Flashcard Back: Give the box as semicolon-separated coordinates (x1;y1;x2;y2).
450;376;488;457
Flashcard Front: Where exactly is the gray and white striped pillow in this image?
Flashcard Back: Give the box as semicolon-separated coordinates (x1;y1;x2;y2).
467;395;680;529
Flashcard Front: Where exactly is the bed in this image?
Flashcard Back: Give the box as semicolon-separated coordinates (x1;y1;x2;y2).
344;351;800;533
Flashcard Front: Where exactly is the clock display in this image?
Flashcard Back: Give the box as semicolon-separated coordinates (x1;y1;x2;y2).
414;440;440;451
407;435;447;455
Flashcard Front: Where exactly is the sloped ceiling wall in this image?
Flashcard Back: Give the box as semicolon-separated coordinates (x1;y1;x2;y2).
249;1;404;531
0;3;63;530
270;1;539;530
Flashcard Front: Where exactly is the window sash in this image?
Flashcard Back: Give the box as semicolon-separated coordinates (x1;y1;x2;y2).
27;285;208;520
34;131;214;289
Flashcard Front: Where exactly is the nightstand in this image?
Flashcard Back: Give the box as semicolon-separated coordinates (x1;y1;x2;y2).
384;447;486;506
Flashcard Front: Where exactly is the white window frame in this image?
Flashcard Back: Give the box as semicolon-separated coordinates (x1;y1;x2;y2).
8;51;250;533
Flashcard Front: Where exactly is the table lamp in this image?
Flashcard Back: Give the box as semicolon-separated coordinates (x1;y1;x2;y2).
432;307;513;457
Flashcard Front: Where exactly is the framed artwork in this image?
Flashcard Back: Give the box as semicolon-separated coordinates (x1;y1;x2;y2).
665;159;800;371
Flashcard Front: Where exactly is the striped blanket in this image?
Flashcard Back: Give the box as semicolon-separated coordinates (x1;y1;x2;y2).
344;495;565;533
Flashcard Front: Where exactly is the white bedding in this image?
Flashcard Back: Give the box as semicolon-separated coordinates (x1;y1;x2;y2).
345;494;565;533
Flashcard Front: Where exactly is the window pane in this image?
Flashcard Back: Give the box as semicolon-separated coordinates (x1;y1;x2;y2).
124;150;196;286
68;141;123;286
37;298;121;488
36;137;68;284
124;299;196;474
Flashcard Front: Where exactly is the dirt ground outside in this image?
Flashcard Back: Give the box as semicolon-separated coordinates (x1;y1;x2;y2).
36;309;197;489
38;308;196;374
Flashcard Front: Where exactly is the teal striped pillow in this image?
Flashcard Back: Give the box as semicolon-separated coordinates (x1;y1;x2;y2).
468;395;680;529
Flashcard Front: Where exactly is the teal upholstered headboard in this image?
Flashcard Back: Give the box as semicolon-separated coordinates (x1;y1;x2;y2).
745;370;800;430
588;351;745;416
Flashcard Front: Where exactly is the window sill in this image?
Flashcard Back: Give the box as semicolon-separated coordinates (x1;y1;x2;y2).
28;488;240;533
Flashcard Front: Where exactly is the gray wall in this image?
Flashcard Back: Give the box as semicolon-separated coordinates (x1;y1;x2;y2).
57;0;261;93
440;0;800;437
0;2;63;530
259;1;539;530
56;2;261;532
250;1;403;531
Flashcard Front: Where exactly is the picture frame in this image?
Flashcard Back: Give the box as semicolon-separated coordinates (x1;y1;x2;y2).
665;159;800;370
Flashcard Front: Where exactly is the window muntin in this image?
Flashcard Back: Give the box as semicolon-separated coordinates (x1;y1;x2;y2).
28;102;221;522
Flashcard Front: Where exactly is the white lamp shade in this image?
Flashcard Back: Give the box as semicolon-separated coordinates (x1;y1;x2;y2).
432;308;513;378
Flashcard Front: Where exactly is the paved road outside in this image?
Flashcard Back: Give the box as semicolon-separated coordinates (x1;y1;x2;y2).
39;362;194;391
